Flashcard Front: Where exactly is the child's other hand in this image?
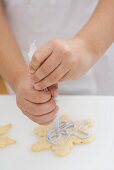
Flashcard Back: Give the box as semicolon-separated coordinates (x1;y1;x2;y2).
29;37;98;90
14;70;58;125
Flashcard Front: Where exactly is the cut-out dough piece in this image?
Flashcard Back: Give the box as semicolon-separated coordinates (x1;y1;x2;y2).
0;137;16;148
0;124;12;136
32;114;95;157
0;124;16;148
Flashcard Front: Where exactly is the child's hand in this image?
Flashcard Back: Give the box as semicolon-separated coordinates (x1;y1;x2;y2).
14;70;58;125
29;37;98;90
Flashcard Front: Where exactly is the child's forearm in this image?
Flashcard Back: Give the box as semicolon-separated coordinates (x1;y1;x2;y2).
75;0;114;57
0;2;27;91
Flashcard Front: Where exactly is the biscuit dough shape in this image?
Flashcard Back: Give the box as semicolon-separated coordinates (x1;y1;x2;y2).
0;124;16;148
32;115;95;157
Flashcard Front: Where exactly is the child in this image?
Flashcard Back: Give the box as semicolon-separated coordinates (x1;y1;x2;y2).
0;0;114;124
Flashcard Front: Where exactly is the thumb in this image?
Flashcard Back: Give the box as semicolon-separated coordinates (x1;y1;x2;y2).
48;84;58;97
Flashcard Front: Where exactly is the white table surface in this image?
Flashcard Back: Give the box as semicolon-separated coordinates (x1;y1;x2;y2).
0;95;114;170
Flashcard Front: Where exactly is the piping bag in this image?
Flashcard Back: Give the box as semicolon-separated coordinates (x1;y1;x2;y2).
28;41;59;131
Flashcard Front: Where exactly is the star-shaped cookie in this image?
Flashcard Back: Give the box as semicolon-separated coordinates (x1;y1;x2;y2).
31;114;95;157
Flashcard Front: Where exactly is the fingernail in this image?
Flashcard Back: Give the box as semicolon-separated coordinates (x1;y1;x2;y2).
34;84;41;90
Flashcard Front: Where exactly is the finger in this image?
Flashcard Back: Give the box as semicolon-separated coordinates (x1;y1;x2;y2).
20;98;56;116
37;106;58;125
34;62;70;90
23;106;58;125
24;89;51;104
60;65;80;81
34;53;62;81
48;84;58;97
59;70;71;81
29;43;53;73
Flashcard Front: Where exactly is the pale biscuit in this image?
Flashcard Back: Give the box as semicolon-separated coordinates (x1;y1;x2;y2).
0;137;16;148
0;124;16;148
0;124;12;136
32;114;95;157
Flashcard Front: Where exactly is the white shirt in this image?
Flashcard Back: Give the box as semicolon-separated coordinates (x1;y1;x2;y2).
3;0;103;95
